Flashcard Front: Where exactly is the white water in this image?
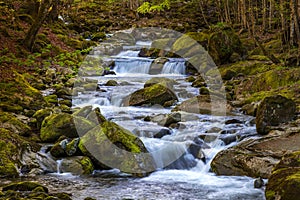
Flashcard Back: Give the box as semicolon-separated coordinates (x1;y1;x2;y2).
37;42;265;199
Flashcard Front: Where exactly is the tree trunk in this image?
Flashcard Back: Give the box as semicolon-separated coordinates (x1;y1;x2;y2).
262;0;267;32
23;0;53;51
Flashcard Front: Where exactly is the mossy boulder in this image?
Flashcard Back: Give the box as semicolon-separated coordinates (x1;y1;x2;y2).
144;77;178;88
59;156;94;175
128;83;178;107
266;151;300;200
40;113;96;142
78;121;155;175
105;80;118;86
256;95;296;135
0;112;31;136
208;28;246;65
0;127;39;178
33;108;53;129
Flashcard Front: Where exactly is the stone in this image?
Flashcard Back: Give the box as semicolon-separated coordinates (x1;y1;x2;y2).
172;94;231;116
211;128;300;178
40;113;96;142
208;28;246;65
256;95;296;135
78;121;156;175
59;156;94;175
265;151;300;200
129;83;178;107
105;80;118;86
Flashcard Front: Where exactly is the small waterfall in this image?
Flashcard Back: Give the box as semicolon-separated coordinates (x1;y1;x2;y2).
161;59;186;74
56;159;63;174
117;50;140;58
114;58;153;74
141;138;196;170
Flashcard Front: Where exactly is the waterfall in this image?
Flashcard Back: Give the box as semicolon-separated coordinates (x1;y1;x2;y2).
56;159;63;174
114;58;153;74
117;50;140;58
161;59;186;74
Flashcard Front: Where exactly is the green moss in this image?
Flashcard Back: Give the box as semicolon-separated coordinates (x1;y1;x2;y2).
40;113;96;142
79;157;94;174
0;72;45;112
44;94;58;105
2;182;48;193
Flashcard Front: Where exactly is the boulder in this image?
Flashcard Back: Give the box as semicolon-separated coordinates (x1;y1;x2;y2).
208;28;246;65
172;94;231;115
256;95;296;135
59;156;94;175
78;121;156;175
265;151;300;200
211;127;300;178
33;108;53;129
129;83;178;107
105;80;118;86
0;127;40;178
40;113;96;142
144;77;178;88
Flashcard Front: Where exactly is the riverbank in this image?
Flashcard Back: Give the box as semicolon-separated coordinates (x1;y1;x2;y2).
0;1;300;200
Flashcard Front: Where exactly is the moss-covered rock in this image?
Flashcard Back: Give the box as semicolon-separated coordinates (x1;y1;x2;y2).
0;112;31;136
59;156;94;175
40;113;96;142
208;28;246;65
2;181;48;193
128;83;178;107
0;127;37;178
266;151;300;200
78;121;155;175
105;80;118;86
144;77;178;88
33;108;53;129
256;95;296;135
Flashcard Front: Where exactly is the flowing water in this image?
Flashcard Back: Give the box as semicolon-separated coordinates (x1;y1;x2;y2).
1;42;265;199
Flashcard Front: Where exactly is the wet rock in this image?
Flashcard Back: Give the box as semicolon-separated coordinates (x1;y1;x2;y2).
129;83;178;107
219;134;237;145
40;113;96;142
185;76;196;82
225;119;243;125
254;177;264;188
59;156;94;175
211;128;300;178
256;95;296;135
265;151;300;200
206;127;222;133
105;80;118;86
149;57;169;74
78;121;156;175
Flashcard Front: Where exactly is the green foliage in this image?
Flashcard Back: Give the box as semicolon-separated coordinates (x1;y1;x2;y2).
137;0;170;14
